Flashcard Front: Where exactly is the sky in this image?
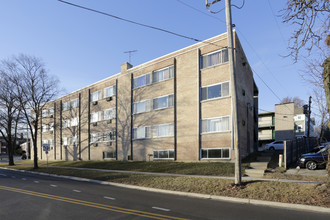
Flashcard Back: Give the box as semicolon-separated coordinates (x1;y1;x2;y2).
0;0;320;117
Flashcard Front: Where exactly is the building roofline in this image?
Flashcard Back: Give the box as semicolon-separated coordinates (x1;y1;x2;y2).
51;32;230;102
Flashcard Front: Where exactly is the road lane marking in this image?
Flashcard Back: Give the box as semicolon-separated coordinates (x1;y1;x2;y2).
0;185;188;220
73;190;81;193
152;207;171;212
104;196;116;200
11;176;16;178
22;178;27;181
0;174;7;176
50;185;57;187
34;181;39;183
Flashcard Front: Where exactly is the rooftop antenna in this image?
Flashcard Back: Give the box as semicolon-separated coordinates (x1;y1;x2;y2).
124;50;137;63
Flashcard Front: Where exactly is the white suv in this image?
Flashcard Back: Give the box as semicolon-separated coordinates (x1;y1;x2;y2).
265;141;284;151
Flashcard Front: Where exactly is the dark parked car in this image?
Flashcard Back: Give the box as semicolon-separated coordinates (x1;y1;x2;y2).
297;144;329;170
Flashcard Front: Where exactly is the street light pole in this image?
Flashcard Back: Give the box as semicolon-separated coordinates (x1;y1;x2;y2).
225;0;241;185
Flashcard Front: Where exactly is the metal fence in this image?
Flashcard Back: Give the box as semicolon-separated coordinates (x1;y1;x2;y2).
283;137;318;169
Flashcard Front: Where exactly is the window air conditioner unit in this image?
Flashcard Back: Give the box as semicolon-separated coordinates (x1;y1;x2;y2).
93;122;97;126
49;131;53;134
92;101;98;105
93;143;98;147
106;142;112;146
107;119;112;124
106;97;112;101
49;114;54;118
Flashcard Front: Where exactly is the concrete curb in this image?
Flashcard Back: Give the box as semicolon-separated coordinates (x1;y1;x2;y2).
1;167;329;214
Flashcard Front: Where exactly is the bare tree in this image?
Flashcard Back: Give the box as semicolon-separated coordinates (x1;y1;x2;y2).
281;0;330;61
0;70;22;165
280;96;305;108
9;54;60;169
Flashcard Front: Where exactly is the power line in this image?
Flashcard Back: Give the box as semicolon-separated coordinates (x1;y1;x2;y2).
57;0;225;49
176;0;226;23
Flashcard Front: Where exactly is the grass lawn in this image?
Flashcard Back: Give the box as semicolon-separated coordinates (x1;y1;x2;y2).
1;161;329;208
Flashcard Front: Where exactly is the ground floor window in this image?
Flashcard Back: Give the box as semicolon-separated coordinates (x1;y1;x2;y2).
153;150;174;160
201;148;230;159
103;151;116;159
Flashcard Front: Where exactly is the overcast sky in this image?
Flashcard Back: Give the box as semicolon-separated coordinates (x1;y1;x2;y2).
0;0;321;116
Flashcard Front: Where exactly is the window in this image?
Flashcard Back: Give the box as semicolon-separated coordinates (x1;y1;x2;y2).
153;94;174;110
201;148;230;159
42;124;48;133
133;73;150;89
71;117;79;127
152;123;174;138
201;82;229;101
201;116;230;133
62;119;70;128
103;108;116;120
103;151;116;159
71;98;79;108
201;48;228;69
42;110;48;117
153;150;174;160
42;140;49;145
62;137;68;146
91;112;102;123
103;85;116;98
103;131;115;142
62;99;79;111
133;100;150;114
49;139;54;147
70;136;77;145
49;123;54;131
49;107;54;116
91;133;99;143
91;91;101;102
133;126;150;140
152;66;174;83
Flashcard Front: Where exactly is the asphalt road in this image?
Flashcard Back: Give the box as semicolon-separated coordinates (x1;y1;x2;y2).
0;169;328;220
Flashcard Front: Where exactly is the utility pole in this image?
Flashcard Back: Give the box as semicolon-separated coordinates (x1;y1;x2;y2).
225;0;241;185
307;96;312;138
206;0;241;185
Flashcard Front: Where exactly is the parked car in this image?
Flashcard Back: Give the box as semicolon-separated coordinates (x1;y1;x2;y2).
297;144;329;170
265;141;284;151
310;142;330;153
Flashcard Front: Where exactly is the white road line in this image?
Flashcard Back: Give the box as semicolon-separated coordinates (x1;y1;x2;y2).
152;207;171;212
50;184;57;187
73;190;81;193
34;181;39;183
22;178;27;180
0;174;7;176
104;196;116;200
11;176;16;178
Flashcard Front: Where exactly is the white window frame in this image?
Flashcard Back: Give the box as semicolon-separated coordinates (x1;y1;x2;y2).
49;107;54;116
91;111;102;123
102;130;116;142
71;98;79;109
200;48;229;69
103;85;116;98
103;151;116;159
42;124;48;133
133;126;151;140
201;116;230;134
152;66;174;84
91;90;101;102
62;119;70;128
71;117;79;127
153;149;175;160
152;94;174;110
152;123;174;138
91;133;100;143
201;148;231;159
103;108;116;120
133;100;150;114
49;123;54;131
201;81;230;101
62;137;68;146
133;73;151;89
42;109;48;117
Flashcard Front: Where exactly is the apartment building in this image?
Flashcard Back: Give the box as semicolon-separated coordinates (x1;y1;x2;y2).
35;31;258;162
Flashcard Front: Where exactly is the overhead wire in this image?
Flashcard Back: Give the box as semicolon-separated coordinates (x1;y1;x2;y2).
57;0;226;49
